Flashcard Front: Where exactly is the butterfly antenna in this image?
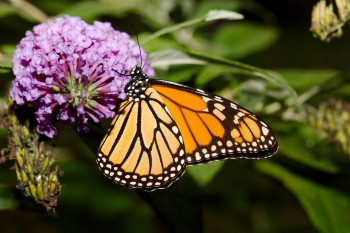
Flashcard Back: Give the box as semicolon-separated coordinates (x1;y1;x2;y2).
112;61;131;76
128;24;143;69
113;68;131;77
135;33;143;69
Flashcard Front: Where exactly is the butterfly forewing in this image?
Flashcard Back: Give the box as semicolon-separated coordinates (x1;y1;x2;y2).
97;88;187;190
151;79;278;165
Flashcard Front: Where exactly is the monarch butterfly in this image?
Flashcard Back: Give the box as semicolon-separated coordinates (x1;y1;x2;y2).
97;64;278;191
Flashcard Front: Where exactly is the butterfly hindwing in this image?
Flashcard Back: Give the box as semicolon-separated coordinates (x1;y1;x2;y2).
150;79;278;165
97;87;186;190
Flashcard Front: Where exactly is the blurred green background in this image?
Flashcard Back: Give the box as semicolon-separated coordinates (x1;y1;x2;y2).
1;0;350;232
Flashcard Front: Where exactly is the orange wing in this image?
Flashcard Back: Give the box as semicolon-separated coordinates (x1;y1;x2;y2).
97;73;278;191
97;87;186;190
150;79;278;165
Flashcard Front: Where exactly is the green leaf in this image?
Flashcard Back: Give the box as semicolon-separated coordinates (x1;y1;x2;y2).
277;69;340;90
256;161;350;233
60;1;135;22
165;67;200;83
0;61;12;70
142;10;243;44
1;44;16;57
0;45;15;69
140;33;184;53
194;0;241;18
186;50;297;101
195;65;229;87
277;134;339;173
213;23;279;59
204;10;243;21
238;80;267;110
148;49;206;68
187;161;225;187
0;3;17;18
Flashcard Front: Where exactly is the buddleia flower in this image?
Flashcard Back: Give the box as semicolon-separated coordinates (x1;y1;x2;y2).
9;15;154;138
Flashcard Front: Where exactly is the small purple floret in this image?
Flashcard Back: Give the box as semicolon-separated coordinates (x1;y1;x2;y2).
10;16;154;138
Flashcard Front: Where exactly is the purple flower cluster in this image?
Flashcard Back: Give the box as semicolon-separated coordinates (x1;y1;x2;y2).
10;16;154;138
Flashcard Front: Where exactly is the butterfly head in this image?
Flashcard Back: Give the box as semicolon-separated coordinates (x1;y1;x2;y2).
125;66;150;100
130;66;148;80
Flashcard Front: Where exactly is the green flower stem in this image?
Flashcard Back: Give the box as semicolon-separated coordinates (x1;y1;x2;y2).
10;0;48;23
185;49;298;101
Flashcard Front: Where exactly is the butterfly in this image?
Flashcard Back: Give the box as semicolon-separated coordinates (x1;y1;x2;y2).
97;66;278;191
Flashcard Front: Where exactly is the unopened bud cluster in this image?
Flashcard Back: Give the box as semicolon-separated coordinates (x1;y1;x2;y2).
311;0;350;41
306;99;350;155
0;99;61;211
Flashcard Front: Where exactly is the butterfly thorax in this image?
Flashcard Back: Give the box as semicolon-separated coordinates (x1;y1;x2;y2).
124;66;150;101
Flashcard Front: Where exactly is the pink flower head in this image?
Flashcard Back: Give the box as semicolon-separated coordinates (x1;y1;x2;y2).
10;16;154;138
